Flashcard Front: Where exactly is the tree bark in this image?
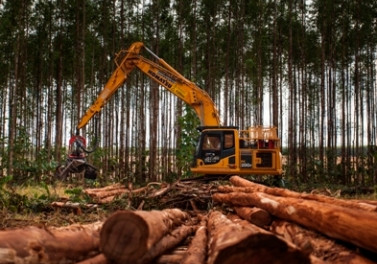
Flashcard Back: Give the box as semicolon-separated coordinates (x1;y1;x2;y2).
270;220;376;264
0;222;101;263
227;176;377;212
138;224;196;264
100;209;190;264
213;191;377;253
206;211;309;264
156;253;185;264
76;254;108;264
181;219;208;264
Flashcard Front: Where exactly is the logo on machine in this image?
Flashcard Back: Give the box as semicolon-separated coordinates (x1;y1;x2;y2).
148;70;174;89
204;152;220;164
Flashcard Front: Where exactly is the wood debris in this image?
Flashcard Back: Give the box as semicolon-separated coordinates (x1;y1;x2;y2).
2;176;377;263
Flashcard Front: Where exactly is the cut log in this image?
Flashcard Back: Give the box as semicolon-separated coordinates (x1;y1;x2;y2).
76;253;108;264
213;191;377;253
156;254;185;264
206;210;310;264
51;201;98;215
84;187;129;203
156;247;188;264
85;183;125;194
348;199;377;207
100;209;190;264
138;224;196;264
0;222;102;263
227;176;377;212
234;206;272;227
270;220;376;264
180;219;208;264
84;182;168;204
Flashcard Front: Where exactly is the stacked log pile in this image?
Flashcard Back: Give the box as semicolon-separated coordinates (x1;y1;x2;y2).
0;176;377;263
213;176;377;263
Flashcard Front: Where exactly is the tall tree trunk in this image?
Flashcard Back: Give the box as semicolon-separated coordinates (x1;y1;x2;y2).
75;0;85;126
272;0;279;129
354;0;360;185
287;0;297;180
8;47;18;176
55;37;63;162
8;0;29;177
319;1;326;180
149;32;160;182
175;2;184;176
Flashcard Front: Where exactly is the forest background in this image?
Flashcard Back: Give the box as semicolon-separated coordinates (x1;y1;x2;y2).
0;0;376;188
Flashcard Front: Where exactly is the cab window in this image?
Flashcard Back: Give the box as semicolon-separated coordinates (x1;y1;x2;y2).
202;134;221;150
224;133;234;149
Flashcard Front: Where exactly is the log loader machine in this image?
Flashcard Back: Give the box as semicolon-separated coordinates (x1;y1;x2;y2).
77;42;283;179
55;131;97;181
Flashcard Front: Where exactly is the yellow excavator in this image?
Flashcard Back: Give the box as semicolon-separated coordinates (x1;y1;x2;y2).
78;42;282;179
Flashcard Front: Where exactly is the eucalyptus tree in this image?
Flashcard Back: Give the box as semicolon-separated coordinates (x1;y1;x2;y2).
0;0;33;179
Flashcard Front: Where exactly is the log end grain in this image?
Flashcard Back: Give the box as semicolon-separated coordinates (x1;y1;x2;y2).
100;211;149;264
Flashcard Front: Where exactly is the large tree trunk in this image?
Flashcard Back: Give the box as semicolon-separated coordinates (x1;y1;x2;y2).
213;190;377;253
206;210;310;264
100;209;190;264
0;222;102;263
270;220;376;264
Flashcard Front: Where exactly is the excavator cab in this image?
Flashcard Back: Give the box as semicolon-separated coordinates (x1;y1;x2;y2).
192;126;282;177
194;128;236;167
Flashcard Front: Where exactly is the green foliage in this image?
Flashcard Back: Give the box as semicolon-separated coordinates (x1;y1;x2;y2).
64;187;86;203
176;106;200;177
2;126;58;184
0;176;57;213
8;126;33;182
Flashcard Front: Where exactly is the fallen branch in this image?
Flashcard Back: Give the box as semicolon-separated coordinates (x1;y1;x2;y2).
148;183;174;199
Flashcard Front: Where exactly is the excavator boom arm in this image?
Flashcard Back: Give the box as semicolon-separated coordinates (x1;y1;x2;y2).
77;42;220;129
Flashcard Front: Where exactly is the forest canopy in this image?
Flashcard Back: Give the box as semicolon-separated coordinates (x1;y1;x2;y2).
0;0;376;186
